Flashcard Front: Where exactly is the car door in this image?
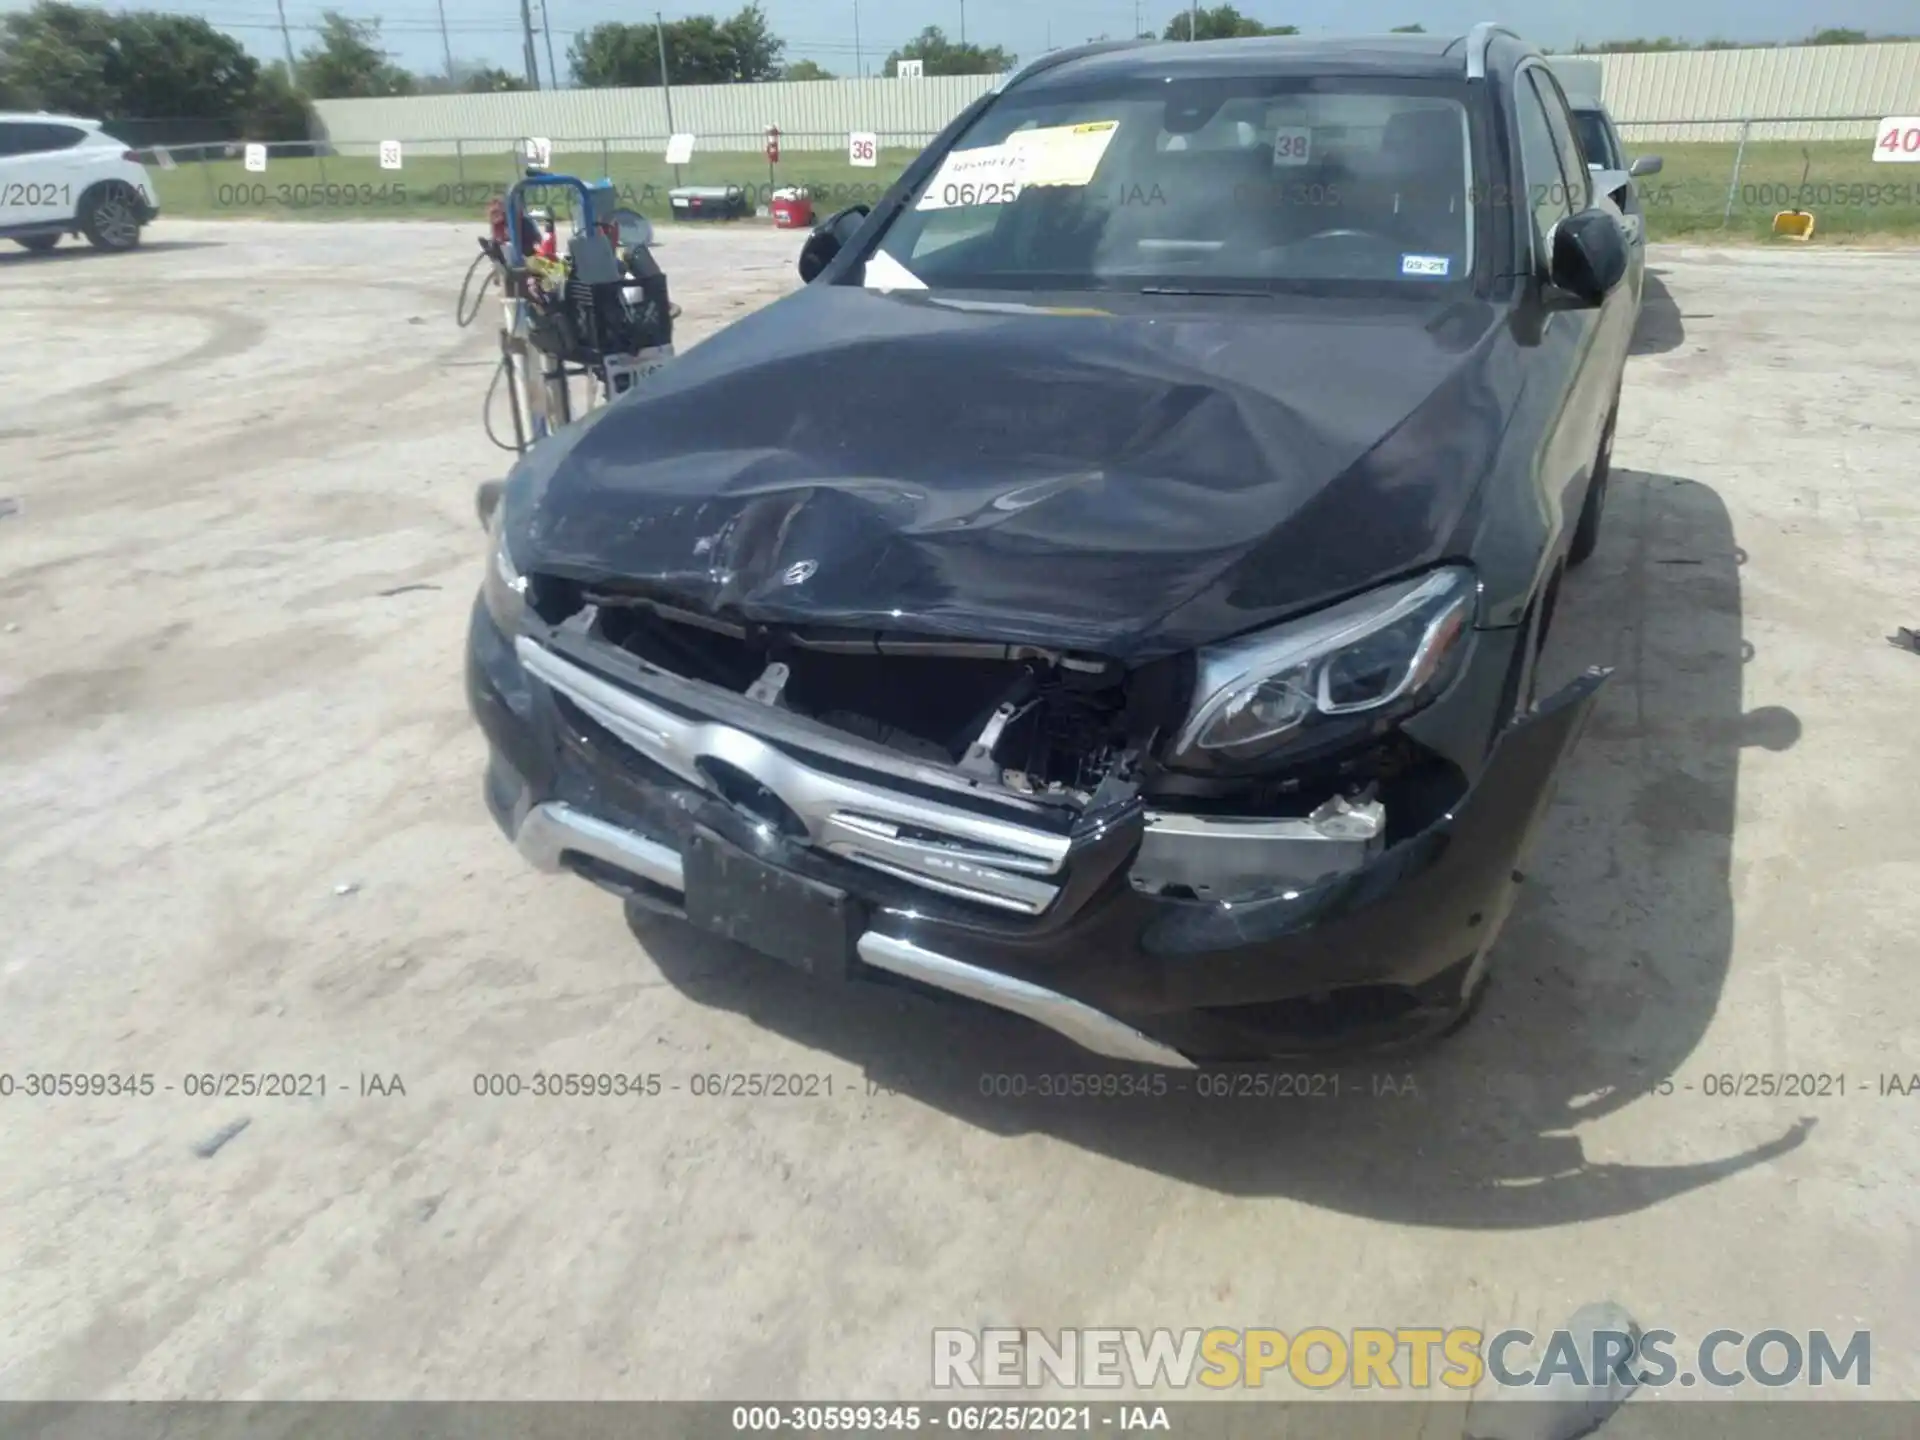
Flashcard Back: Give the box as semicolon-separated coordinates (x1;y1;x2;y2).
0;122;37;229
1508;64;1612;564
0;122;85;231
1535;74;1635;385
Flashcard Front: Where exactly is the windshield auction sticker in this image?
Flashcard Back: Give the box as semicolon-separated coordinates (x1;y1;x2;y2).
915;122;1120;210
1271;126;1313;166
1008;120;1120;187
916;144;1026;210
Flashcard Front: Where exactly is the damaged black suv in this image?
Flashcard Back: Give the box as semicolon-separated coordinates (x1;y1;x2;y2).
466;24;1634;1065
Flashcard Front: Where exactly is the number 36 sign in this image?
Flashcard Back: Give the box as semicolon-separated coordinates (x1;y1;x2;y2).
1874;117;1920;161
848;131;878;167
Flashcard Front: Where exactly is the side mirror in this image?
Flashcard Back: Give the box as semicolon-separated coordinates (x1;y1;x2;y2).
798;204;871;282
1547;208;1629;306
1628;154;1663;178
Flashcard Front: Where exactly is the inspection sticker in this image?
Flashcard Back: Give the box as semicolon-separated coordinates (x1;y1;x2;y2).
1401;254;1451;277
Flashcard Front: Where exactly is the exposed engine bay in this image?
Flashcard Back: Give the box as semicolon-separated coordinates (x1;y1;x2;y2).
588;591;1145;802
553;586;1459;859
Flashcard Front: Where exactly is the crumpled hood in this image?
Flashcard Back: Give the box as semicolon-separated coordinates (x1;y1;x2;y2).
509;284;1516;661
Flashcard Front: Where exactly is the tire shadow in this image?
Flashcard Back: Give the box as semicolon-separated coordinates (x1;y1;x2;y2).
631;469;1806;1227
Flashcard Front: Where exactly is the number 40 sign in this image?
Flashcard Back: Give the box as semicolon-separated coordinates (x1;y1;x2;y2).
1874;116;1920;161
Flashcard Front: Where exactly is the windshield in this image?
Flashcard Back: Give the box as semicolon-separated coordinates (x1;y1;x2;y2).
1572;109;1618;170
870;75;1478;295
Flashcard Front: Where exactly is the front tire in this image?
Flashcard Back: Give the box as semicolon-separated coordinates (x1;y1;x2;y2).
15;233;61;253
1568;398;1618;568
80;184;144;252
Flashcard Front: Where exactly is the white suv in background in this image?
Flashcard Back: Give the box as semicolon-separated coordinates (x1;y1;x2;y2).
0;113;158;253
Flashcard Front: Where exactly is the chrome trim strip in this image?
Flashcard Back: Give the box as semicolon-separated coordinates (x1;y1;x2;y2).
822;812;1060;875
515;801;685;892
821;813;1061;912
517;637;1073;876
856;932;1195;1069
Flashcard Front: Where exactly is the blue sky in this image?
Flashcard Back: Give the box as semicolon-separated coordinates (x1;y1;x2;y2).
6;1;1910;81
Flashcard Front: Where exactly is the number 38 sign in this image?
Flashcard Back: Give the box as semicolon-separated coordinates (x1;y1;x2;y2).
848;131;878;167
1874;116;1920;161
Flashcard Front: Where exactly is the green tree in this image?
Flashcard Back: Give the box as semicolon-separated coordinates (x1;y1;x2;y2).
0;1;119;116
296;11;415;99
1806;28;1870;44
884;25;1015;75
1161;6;1298;40
569;23;657;87
570;7;783;87
1578;37;1687;52
782;58;835;80
242;61;313;141
1390;24;1425;33
106;13;259;120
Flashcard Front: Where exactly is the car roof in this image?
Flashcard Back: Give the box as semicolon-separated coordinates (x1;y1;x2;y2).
1016;31;1529;90
0;112;103;127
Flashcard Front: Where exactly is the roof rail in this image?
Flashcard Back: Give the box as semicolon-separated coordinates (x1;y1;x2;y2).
994;37;1156;94
1463;21;1523;80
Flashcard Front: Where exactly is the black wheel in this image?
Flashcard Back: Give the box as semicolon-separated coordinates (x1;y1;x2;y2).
14;233;61;253
1567;398;1618;568
80;183;144;252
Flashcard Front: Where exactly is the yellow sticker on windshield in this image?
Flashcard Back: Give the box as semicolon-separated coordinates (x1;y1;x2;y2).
1006;120;1120;188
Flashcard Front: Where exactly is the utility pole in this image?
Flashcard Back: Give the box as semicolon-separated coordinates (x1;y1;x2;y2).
959;0;966;45
435;0;454;79
274;0;296;76
853;1;863;79
1132;0;1140;38
656;13;676;130
656;11;679;184
540;0;560;90
1189;2;1197;40
518;0;541;87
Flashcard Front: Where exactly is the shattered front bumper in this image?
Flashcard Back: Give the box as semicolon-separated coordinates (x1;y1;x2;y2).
467;598;1607;1065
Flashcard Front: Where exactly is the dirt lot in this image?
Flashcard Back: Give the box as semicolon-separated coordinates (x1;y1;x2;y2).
1;222;1918;1408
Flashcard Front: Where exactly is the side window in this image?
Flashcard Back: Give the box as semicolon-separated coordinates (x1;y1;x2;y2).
1530;71;1593;213
1513;73;1573;254
7;123;85;154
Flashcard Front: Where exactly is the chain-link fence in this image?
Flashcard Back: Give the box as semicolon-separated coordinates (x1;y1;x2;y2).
138;119;1920;240
142;133;941;223
1609;116;1915;239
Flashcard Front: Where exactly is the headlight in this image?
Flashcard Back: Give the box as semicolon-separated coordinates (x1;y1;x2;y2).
482;508;530;634
1169;567;1477;767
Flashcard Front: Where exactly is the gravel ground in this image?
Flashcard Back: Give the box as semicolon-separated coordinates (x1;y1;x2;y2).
1;221;1917;1410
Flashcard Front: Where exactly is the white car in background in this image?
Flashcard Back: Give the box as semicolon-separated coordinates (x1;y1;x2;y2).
0;113;158;253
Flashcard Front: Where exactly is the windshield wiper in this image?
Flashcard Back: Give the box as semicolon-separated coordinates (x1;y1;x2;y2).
1135;285;1276;297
